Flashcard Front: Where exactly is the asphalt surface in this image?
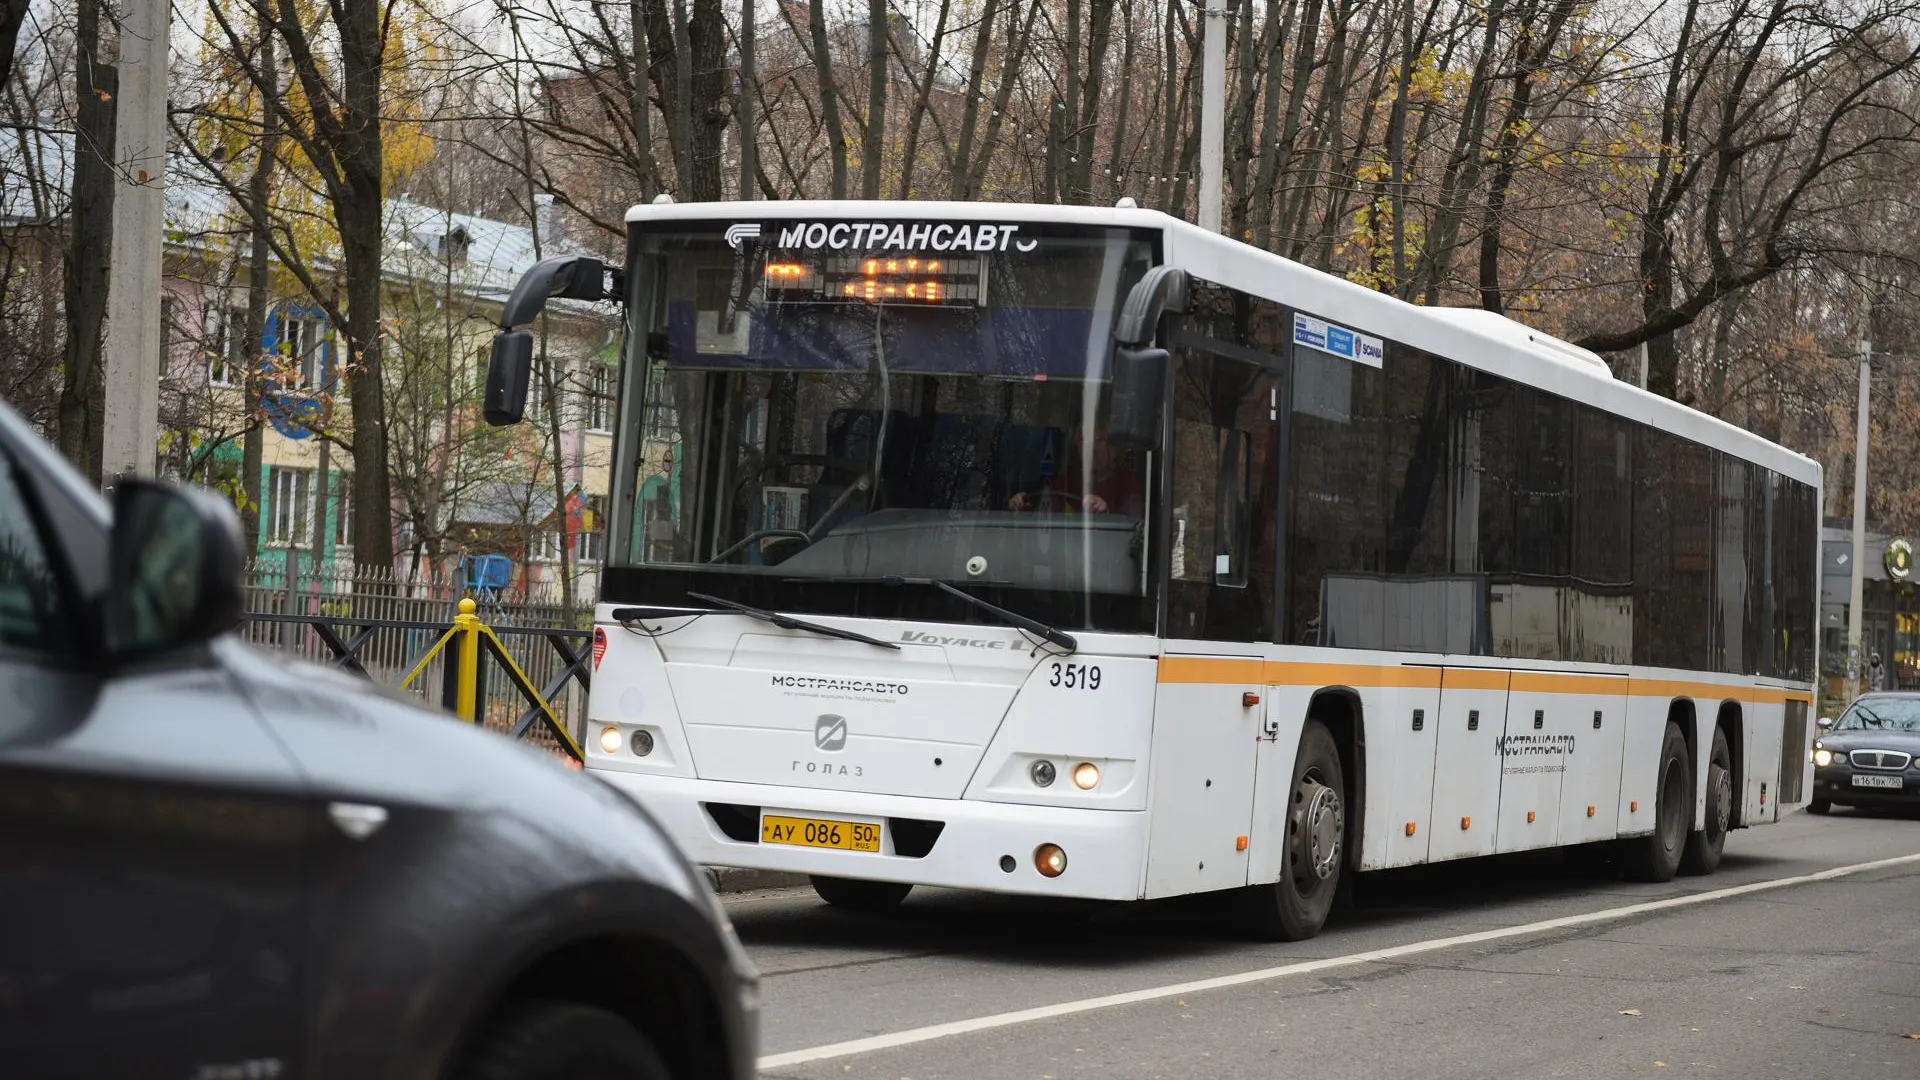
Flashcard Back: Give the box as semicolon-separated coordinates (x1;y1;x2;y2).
730;806;1920;1079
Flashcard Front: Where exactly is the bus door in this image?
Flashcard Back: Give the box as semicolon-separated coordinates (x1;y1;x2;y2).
1427;668;1511;862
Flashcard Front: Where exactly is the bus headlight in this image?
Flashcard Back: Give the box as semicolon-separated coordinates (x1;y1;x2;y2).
1072;762;1101;790
599;725;623;754
1813;748;1834;767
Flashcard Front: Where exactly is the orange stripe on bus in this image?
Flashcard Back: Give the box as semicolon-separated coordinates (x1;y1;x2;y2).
1154;657;1812;706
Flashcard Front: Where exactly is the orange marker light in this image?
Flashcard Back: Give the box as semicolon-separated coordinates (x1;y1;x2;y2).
1630;800;1640;813
1242;692;1261;707
1587;805;1596;818
1236;835;1249;852
1461;816;1471;830
1527;810;1537;824
1405;822;1417;836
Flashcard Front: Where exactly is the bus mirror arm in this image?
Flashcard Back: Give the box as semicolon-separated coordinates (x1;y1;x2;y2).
1108;266;1190;450
484;257;616;427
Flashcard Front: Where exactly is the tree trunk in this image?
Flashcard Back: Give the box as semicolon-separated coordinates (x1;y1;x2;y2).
59;0;114;481
738;0;755;200
862;0;887;198
1103;0;1135;202
687;0;728;200
808;0;849;198
630;0;661;201
240;24;279;551
1071;0;1114;203
0;0;30;91
949;0;998;198
897;0;951;199
331;0;395;572
964;0;1041;199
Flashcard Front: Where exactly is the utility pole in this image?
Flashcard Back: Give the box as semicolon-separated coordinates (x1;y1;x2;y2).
100;0;169;483
1196;0;1227;232
1847;314;1872;703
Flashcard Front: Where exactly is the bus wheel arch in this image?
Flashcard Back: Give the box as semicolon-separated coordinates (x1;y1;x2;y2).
1240;703;1351;941
1619;702;1694;883
1306;688;1365;875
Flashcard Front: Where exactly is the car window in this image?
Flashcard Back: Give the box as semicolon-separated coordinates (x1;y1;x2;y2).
0;450;73;653
1836;698;1920;732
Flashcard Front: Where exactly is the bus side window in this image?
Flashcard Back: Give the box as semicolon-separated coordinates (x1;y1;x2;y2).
1214;429;1252;588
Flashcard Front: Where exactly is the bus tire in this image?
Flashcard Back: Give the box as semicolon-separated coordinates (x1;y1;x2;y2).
1241;719;1345;941
810;875;913;912
1680;727;1733;876
1621;722;1691;883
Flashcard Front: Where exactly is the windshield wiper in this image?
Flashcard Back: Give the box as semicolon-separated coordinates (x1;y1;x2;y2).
684;590;900;650
786;574;1078;653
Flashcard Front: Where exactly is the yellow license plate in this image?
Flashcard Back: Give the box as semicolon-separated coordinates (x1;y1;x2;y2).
761;814;881;852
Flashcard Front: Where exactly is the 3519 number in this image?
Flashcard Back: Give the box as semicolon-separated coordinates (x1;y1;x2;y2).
1049;662;1102;690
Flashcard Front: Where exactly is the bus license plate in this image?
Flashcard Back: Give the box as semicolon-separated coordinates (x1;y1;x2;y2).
1852;774;1903;790
762;814;881;852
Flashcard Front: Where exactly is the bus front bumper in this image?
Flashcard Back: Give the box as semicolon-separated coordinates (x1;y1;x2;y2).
590;771;1150;901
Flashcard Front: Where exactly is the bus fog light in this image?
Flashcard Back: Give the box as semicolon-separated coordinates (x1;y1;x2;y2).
1072;762;1100;790
1035;843;1068;877
599;726;623;754
631;729;655;757
1029;760;1057;787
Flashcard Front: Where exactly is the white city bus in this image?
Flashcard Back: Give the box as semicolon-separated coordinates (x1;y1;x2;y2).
484;199;1820;940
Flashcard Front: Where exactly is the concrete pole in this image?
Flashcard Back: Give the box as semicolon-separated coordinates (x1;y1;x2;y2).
1197;0;1227;232
1847;326;1872;702
100;0;169;483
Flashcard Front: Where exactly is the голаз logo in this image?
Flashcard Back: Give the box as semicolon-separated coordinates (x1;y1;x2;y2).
724;223;762;249
814;714;848;752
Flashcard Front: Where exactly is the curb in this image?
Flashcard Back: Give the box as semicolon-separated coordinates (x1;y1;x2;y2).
704;866;810;894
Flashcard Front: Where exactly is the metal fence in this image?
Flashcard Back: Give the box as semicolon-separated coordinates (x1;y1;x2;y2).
240;559;591;750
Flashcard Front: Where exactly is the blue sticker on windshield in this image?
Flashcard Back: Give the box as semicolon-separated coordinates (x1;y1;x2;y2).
1294;313;1384;369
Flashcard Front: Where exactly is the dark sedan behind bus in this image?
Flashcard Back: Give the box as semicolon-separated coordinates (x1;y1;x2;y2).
1808;692;1920;814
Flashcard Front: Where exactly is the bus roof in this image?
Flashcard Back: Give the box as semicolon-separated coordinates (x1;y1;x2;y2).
624;198;1822;488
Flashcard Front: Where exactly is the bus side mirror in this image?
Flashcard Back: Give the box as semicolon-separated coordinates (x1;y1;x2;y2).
1108;344;1167;449
484;330;534;426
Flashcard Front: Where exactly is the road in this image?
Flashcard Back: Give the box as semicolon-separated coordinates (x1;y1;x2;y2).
732;807;1920;1079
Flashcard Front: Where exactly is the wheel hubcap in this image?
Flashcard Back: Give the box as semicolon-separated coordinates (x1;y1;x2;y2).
1710;764;1731;835
1290;774;1343;887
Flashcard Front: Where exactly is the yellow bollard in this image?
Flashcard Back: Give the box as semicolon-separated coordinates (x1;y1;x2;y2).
452;597;483;722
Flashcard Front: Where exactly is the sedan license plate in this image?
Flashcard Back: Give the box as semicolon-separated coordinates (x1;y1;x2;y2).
761;814;881;852
1852;774;1904;790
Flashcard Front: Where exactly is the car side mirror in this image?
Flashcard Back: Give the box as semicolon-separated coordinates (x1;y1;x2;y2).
1816;715;1835;729
107;479;246;659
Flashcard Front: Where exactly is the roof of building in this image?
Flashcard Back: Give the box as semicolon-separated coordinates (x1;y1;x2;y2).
1;126;594;310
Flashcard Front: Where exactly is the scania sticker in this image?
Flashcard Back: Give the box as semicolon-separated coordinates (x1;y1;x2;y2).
770;221;1039;253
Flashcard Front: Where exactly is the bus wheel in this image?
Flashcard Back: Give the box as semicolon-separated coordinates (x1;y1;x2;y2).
1242;719;1345;941
810;875;913;912
1621;723;1691;883
1680;727;1732;876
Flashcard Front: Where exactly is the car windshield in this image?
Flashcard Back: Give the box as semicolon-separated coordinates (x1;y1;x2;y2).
608;219;1159;632
1835;698;1920;732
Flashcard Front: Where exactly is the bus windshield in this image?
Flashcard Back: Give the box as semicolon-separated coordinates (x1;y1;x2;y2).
610;219;1160;633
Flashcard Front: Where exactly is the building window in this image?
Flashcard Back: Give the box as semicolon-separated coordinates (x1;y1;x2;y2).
268;466;313;546
278;313;325;388
332;472;354;548
529;528;562;564
585;363;612;431
575;494;606;562
210;306;246;386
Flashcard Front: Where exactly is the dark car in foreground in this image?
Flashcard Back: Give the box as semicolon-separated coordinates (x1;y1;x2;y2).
1809;692;1920;815
0;395;758;1080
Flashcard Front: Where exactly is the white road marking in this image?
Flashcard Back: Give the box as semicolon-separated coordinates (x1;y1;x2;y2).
758;852;1920;1071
